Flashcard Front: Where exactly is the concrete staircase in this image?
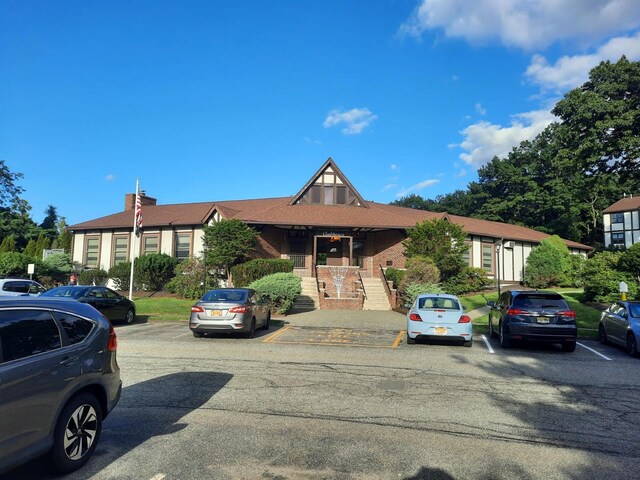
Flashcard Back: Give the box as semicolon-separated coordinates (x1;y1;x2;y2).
291;277;319;313
361;277;392;310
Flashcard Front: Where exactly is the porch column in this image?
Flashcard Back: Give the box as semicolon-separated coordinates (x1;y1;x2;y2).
312;235;317;277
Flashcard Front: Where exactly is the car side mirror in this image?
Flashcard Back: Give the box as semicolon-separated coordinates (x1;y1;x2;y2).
487;301;495;308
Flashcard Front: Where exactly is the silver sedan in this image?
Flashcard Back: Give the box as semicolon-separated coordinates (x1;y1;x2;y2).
189;288;271;339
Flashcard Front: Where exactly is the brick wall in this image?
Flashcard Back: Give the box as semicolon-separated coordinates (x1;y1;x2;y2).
369;230;407;276
254;226;284;259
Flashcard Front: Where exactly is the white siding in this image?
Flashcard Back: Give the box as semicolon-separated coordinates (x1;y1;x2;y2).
626;231;633;247
160;230;174;256
471;239;482;270
604;232;611;248
634;230;640;244
72;233;85;265
193;227;205;257
633;211;639;229
514;243;524;281
502;245;514;282
603;213;611;230
624;211;632;227
100;232;113;270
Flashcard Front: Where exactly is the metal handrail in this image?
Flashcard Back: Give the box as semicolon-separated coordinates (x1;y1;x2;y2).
357;269;367;300
379;264;393;302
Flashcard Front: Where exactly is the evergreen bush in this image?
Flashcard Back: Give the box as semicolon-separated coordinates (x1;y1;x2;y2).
581;251;639;302
400;282;444;308
78;269;108;286
384;267;406;289
248;272;301;314
231;258;294;287
442;267;491;295
109;261;134;291
523;236;571;288
0;252;30;276
135;253;179;291
166;258;209;299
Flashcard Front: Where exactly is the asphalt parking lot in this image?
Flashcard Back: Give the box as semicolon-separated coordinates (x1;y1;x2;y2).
4;312;640;480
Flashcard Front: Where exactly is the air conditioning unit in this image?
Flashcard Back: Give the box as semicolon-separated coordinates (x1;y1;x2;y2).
503;241;515;249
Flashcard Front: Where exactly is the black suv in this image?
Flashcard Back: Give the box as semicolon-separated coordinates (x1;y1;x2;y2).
487;290;577;351
0;298;121;475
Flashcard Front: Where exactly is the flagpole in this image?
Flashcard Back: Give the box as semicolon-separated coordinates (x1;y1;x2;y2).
128;178;139;300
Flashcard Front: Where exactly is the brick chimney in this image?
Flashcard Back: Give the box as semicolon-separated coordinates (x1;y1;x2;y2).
124;193;157;211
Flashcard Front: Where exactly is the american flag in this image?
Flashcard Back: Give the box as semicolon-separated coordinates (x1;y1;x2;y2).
134;189;143;236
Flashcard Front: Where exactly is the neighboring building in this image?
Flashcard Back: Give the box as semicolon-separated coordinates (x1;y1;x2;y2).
69;158;591;288
603;196;640;249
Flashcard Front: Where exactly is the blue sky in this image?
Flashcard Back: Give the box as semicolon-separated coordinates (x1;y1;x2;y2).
2;0;639;226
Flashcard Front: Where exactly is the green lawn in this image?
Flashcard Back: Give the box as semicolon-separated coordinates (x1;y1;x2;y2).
133;296;194;321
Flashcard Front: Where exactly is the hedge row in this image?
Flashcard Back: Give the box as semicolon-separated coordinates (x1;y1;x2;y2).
231;258;294;287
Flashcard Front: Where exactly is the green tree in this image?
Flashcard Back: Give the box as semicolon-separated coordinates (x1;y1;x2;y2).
403;219;467;280
523;235;572;288
135;253;179;291
0;235;17;253
39;205;59;244
34;233;50;259
0;252;30;276
582;251;638;302
56;217;72;252
619;243;640;283
203;219;258;280
23;238;38;258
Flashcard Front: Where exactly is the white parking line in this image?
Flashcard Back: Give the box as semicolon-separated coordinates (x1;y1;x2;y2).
577;342;612;360
148;474;166;480
481;334;495;354
173;332;191;338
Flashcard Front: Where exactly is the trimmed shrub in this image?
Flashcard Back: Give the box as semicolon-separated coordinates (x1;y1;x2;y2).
619;243;640;283
523;236;571;288
384;267;406;289
0;252;30;276
231;258;294;287
582;252;638;302
248;272;301;314
109;261;134;291
398;256;440;296
78;269;108;286
166;258;211;299
400;282;444;308
566;254;587;288
135;253;179;291
442;267;491;295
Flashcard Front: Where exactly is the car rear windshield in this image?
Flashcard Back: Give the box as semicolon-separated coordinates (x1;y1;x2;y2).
41;287;87;299
513;294;568;309
201;290;248;303
418;297;460;310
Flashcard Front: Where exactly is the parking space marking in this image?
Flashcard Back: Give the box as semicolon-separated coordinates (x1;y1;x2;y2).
148;475;166;480
481;334;495;354
577;342;612;360
263;326;402;348
262;325;293;343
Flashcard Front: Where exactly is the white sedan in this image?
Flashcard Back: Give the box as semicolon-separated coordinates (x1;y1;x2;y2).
406;293;472;347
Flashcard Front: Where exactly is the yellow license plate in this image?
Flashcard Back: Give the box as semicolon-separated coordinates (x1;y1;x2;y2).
435;327;447;335
210;310;222;316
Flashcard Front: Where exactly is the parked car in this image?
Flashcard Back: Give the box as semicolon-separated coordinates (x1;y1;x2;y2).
40;286;136;324
0;278;46;297
189;288;271;338
487;290;577;351
599;301;640;357
406;293;472;346
0;298;121;475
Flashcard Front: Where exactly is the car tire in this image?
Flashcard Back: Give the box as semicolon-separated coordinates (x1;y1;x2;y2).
406;334;416;345
261;311;271;330
464;339;473;347
599;324;609;345
192;331;204;338
48;393;102;474
627;333;638;357
488;318;498;339
124;308;135;325
562;341;577;353
245;319;256;339
499;322;512;349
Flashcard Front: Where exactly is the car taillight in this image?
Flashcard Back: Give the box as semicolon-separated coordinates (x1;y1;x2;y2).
191;306;204;313
107;324;117;352
229;306;250;313
409;313;422;321
507;308;529;316
558;310;577;318
458;315;471;323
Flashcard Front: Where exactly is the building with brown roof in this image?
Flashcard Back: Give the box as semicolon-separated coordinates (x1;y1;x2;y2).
69;158;591;307
603;195;640;249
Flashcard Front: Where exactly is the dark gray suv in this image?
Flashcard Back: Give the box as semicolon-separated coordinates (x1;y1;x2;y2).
487;290;577;351
0;298;121;475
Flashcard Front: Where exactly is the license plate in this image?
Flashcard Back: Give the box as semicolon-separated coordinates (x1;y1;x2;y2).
537;318;551;324
435;327;447;335
210;310;222;317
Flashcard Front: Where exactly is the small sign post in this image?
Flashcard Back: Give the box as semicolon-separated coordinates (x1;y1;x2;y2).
27;263;35;280
619;281;628;301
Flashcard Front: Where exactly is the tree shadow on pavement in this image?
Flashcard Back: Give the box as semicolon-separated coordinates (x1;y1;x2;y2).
1;371;232;479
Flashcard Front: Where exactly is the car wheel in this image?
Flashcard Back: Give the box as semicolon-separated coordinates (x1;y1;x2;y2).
562;341;577;352
48;393;102;474
406;334;416;345
192;331;204;338
261;311;271;330
124;308;135;324
464;339;473;347
499;322;511;349
599;324;609;345
627;333;638;357
488;318;498;339
245;319;256;339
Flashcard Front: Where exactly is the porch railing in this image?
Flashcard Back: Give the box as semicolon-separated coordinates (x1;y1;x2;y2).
289;253;306;268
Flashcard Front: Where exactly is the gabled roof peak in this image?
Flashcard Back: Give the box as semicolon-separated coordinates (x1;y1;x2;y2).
289;158;369;208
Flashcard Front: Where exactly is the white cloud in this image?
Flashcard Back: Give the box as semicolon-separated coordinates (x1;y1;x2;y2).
390;163;398;170
323;108;378;135
475;103;487;115
456;168;467;178
458;110;557;166
526;32;640;91
382;183;398;191
105;174;115;181
304;136;322;145
395;179;440;198
400;0;640;50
